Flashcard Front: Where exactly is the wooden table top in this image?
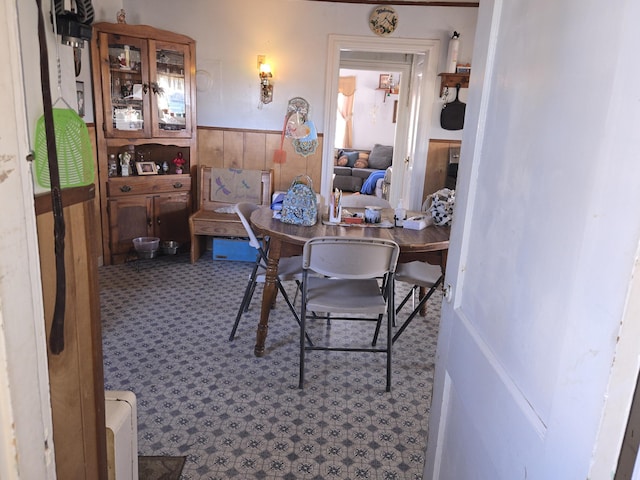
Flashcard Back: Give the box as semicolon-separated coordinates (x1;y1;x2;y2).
250;206;450;254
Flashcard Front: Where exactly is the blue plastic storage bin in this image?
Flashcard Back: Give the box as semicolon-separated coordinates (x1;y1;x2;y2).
212;237;256;262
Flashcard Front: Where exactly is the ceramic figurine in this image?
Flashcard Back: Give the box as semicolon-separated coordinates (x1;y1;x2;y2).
119;151;131;177
172;152;186;174
108;154;118;177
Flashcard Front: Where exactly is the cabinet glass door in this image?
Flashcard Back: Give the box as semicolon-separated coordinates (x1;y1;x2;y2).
150;40;192;137
100;33;150;138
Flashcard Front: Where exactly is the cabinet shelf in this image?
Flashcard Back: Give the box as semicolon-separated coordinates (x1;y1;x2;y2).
110;67;141;74
438;72;470;96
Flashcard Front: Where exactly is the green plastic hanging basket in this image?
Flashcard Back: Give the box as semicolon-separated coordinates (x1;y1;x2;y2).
34;108;95;189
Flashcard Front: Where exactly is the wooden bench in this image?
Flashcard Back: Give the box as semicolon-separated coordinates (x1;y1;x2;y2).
189;166;273;263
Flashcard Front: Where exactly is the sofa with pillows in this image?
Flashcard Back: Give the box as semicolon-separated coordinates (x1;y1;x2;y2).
333;144;393;194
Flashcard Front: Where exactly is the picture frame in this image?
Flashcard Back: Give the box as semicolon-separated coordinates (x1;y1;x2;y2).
379;74;391;90
76;81;85;117
136;161;158;175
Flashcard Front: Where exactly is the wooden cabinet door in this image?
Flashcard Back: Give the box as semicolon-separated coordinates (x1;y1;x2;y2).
98;32;151;138
153;192;191;244
108;195;153;256
149;40;194;138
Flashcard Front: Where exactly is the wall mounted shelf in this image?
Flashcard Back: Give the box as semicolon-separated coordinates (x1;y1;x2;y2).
438;72;470;96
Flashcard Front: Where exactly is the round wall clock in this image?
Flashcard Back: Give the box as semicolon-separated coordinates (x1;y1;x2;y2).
369;6;398;37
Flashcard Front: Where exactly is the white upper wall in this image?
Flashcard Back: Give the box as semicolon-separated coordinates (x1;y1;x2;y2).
120;0;477;140
339;68;399;150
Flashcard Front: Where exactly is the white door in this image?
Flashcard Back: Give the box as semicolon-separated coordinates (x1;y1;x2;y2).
425;0;640;479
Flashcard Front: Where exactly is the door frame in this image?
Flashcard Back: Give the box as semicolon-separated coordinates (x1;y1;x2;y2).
1;1;57;478
322;35;440;210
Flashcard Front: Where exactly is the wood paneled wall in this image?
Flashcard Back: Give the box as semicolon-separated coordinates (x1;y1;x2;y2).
422;139;461;200
197;126;460;202
197;127;324;195
35;186;107;480
86;124;104;265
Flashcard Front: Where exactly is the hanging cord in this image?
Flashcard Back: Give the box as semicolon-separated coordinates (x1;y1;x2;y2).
50;0;73;109
36;0;67;355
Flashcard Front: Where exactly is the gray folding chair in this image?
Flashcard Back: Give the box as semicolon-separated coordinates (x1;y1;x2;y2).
299;236;399;392
340;195;391;209
373;260;443;346
229;202;311;344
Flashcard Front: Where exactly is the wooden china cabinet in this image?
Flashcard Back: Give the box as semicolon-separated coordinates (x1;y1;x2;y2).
90;22;197;264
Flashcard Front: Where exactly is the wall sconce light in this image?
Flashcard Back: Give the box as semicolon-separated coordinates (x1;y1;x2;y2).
258;55;273;105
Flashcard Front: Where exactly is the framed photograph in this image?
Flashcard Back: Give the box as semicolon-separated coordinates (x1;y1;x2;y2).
379;74;391;90
136;161;158;175
76;81;85;117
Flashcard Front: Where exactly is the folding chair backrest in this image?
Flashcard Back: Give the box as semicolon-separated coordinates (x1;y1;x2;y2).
340;195;391;209
234;202;262;249
303;237;399;279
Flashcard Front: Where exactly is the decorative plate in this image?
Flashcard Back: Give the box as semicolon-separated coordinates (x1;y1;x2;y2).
287;97;309;118
369;6;398;37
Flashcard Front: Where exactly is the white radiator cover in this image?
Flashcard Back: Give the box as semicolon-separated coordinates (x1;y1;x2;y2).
105;390;138;480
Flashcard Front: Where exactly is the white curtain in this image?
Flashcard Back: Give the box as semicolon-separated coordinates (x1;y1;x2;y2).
337;76;356;148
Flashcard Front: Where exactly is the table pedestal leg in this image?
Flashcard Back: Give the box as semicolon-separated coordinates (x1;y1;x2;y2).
254;239;281;356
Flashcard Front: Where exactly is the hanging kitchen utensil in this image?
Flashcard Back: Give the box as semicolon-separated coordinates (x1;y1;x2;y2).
440;83;466;131
36;0;67;354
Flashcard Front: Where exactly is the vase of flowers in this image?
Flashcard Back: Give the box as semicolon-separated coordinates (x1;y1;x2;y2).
172;152;186;174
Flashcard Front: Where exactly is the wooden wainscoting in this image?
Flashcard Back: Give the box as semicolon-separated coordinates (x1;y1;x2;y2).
35;185;107;480
197;127;459;206
86;123;103;265
423;139;461;201
197;127;324;199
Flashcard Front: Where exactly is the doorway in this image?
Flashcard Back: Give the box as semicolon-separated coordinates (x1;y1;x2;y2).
321;35;439;210
334;67;401;152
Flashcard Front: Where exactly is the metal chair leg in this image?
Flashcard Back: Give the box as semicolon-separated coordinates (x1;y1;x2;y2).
372;275;443;346
229;259;261;340
390;276;443;345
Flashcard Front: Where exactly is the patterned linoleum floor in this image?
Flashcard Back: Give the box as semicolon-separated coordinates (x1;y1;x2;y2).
99;254;441;479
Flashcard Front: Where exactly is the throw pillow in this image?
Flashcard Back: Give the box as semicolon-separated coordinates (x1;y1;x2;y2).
368;144;393;170
344;151;359;167
354;158;369;169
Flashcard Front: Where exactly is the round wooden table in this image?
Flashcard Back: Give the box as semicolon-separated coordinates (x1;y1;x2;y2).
250;206;450;356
